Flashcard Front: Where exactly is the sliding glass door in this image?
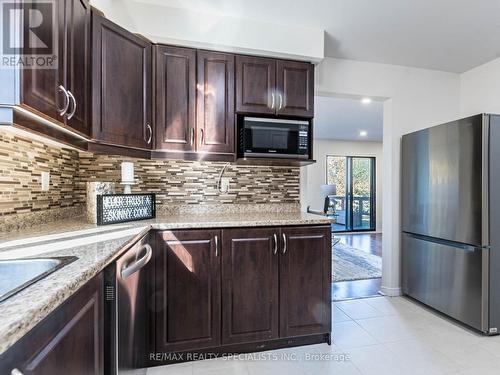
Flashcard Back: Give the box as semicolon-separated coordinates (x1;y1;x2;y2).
326;156;376;232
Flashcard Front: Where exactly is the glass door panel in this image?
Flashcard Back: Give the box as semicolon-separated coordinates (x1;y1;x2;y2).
327;156;375;232
326;156;348;232
352;157;374;230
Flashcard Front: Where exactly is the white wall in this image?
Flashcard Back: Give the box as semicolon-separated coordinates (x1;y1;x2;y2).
303;140;383;232
305;57;461;295
90;0;324;63
460;57;500;116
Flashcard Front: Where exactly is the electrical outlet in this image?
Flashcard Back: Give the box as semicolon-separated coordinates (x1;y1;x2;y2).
41;171;50;191
220;177;230;193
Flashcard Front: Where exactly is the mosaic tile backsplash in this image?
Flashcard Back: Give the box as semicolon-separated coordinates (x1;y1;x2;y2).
0;131;80;216
0;130;300;221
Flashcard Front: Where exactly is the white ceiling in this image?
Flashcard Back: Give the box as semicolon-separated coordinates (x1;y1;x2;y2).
314;96;383;141
137;0;500;73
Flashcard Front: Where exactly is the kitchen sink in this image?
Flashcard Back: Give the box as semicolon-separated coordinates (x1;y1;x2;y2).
0;256;77;302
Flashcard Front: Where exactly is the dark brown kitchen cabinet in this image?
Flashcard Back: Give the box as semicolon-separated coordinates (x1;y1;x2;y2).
92;13;152;149
276;60;314;117
197;50;235;154
21;0;91;136
21;0;66;123
221;228;279;344
0;273;103;375
154;46;235;159
154;45;196;152
280;226;331;337
65;0;91;135
235;55;314;118
235;55;276;115
155;229;221;352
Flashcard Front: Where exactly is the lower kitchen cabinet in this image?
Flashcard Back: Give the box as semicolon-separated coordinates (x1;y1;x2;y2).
0;273;103;375
221;228;279;344
153;225;331;357
280;226;332;337
154;229;222;352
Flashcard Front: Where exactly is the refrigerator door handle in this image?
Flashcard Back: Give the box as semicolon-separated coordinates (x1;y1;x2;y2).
403;232;485;252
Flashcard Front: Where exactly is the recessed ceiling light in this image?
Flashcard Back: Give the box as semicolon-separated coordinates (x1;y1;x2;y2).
359;131;368;137
361;97;372;104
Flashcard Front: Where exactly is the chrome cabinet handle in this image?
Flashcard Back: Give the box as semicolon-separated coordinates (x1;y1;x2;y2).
190;128;195;146
200;128;204;146
215;235;219;257
279;93;283;110
273;233;278;254
11;369;23;375
58;85;70;116
121;244;152;279
67;90;77;120
282;233;287;254
146;123;152;144
271;92;275;109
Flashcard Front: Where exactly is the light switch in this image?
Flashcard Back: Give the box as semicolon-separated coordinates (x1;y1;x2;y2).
41;171;50;191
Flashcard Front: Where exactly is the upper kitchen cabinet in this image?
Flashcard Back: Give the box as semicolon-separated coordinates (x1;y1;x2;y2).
65;0;91;135
21;0;65;124
154;45;196;152
276;60;314;117
197;50;235;154
153;46;235;160
21;0;91;136
235;55;314;118
92;13;152;149
235;55;276;115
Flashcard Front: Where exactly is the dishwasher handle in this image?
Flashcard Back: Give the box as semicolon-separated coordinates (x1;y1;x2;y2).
121;243;152;279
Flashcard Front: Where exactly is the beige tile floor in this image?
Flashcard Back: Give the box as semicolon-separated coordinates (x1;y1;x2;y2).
147;296;500;375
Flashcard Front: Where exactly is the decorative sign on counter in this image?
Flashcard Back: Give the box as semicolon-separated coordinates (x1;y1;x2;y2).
96;194;155;225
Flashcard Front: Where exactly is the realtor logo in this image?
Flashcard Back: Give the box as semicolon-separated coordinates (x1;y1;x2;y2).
1;0;57;69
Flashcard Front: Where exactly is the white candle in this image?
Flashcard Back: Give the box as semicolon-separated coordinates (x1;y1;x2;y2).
121;162;134;183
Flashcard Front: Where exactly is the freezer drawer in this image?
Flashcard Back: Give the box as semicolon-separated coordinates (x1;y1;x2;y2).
401;232;485;332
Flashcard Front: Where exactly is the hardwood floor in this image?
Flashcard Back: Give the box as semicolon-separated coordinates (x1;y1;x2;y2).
332;232;382;301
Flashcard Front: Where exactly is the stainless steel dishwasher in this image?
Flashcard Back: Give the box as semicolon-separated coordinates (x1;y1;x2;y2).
104;233;153;374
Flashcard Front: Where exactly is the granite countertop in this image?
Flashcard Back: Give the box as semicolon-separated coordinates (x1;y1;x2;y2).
0;211;333;355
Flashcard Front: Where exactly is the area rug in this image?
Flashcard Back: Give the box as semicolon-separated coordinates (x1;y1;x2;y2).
333;241;382;282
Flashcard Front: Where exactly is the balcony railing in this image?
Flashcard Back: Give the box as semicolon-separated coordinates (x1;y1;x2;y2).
332;195;372;227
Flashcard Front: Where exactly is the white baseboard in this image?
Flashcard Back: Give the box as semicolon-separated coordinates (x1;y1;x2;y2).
380;286;402;297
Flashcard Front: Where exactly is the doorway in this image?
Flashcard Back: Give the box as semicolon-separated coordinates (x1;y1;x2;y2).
327;155;376;232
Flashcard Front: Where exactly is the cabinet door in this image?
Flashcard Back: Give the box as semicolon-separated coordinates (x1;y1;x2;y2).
155;230;221;352
197;50;235;154
155;45;196;152
21;0;66;122
276;60;314;117
92;14;152;149
221;228;279;344
65;0;91;136
235;55;276;115
279;226;331;337
0;274;103;375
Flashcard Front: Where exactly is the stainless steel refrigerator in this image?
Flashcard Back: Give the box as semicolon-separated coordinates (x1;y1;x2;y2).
401;113;500;334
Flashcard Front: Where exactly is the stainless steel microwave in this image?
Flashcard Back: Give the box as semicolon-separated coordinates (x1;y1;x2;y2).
238;117;310;159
